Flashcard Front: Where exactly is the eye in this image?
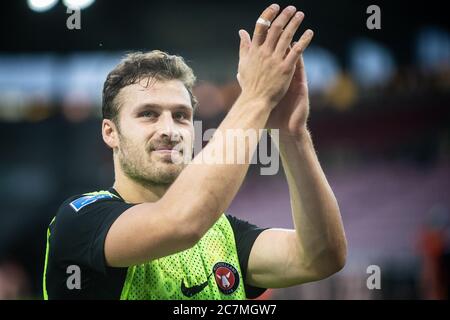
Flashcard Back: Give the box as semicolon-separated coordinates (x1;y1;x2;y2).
140;110;158;119
174;112;188;121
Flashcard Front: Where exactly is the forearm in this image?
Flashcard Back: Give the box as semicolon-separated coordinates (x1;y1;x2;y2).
162;95;272;237
277;130;347;273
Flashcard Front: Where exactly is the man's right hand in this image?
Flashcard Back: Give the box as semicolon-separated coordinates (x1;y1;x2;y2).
237;4;312;109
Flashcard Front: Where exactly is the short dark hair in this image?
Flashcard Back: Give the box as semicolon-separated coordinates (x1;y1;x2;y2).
102;50;198;123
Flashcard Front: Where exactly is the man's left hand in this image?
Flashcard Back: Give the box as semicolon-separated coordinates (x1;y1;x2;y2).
267;46;312;138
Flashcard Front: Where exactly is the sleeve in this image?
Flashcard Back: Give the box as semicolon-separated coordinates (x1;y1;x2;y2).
226;214;269;299
51;195;135;275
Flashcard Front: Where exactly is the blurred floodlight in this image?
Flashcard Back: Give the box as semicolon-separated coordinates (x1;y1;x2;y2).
27;0;58;12
416;26;450;73
350;38;396;88
62;0;95;10
303;46;341;93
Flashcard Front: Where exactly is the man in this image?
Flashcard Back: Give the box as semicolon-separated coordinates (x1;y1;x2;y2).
43;4;347;299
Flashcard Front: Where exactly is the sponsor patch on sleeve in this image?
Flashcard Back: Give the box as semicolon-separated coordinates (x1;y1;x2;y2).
69;193;114;212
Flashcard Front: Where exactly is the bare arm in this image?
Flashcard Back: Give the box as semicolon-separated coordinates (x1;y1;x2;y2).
240;8;346;287
104;4;302;267
247;131;347;288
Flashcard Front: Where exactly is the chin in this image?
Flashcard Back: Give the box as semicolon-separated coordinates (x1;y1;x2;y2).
152;163;184;184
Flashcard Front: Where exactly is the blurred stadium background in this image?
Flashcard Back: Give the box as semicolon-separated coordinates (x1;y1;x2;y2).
0;0;449;299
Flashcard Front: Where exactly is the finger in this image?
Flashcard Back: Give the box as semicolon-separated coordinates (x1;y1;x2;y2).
252;4;280;46
282;44;305;82
285;29;314;67
294;54;308;85
283;44;291;59
275;11;304;56
238;29;251;58
264;5;297;50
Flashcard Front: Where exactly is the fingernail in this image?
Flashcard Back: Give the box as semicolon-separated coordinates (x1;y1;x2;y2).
295;12;304;18
270;4;280;10
287;6;296;12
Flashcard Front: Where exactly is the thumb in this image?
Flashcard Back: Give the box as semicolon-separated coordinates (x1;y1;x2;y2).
238;29;251;57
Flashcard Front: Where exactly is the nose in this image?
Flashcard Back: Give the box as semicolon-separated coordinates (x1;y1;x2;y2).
156;111;181;142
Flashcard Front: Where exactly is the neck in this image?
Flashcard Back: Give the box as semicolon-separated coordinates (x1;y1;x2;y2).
113;164;169;204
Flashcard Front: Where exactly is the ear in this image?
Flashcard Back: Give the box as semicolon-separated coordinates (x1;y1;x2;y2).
102;119;119;149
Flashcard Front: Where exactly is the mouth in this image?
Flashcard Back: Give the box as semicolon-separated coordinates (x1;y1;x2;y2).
151;145;182;156
154;149;179;155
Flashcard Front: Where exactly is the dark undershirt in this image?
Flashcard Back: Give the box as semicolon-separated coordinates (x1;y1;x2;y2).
45;188;268;299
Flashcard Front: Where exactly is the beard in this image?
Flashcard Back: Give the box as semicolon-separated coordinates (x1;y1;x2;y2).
117;132;189;187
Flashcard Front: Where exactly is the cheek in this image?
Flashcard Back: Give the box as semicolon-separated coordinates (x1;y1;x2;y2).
182;128;195;146
124;122;154;144
118;130;146;153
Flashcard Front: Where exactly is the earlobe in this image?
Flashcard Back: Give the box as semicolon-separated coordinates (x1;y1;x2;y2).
102;119;118;149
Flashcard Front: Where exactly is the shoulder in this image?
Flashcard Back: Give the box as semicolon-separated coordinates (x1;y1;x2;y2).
224;214;269;250
62;190;123;213
51;189;132;243
47;189;133;277
225;214;267;235
49;189;133;262
55;189;126;219
224;214;269;299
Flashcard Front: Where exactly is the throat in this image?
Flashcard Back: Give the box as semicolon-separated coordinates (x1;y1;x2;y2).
113;176;169;203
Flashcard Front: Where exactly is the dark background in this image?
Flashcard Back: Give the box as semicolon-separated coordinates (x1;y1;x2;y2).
0;0;449;299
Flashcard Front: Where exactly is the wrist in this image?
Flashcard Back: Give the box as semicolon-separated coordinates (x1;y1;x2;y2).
278;127;310;143
276;128;313;159
238;92;275;112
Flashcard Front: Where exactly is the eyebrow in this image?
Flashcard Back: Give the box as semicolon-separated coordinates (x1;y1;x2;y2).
133;103;193;114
